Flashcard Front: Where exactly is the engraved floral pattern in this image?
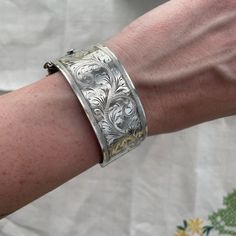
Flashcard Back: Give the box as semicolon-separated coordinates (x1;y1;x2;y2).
57;46;146;164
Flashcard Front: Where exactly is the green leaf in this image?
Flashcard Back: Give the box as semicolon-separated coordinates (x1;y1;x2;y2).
183;220;188;229
177;226;185;231
203;226;214;236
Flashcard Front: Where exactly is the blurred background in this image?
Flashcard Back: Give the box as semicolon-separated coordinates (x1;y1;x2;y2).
0;0;165;91
1;1;236;236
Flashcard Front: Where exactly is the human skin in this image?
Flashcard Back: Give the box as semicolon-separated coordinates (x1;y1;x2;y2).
107;0;236;134
0;0;236;217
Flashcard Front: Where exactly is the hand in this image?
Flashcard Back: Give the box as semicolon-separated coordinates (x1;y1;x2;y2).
106;0;236;135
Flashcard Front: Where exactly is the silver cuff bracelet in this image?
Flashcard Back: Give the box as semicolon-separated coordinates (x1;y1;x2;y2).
44;45;148;167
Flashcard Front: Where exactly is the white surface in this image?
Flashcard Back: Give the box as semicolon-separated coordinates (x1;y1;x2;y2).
0;1;236;236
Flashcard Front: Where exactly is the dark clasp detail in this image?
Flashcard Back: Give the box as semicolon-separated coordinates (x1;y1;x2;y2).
43;61;59;75
67;49;75;55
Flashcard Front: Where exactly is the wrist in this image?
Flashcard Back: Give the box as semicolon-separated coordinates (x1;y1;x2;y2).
105;32;236;136
105;37;160;136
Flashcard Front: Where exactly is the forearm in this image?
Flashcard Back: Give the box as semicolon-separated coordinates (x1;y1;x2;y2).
0;42;235;217
0;72;102;216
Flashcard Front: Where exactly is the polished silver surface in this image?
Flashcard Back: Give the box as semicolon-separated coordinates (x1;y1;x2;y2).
45;45;148;167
